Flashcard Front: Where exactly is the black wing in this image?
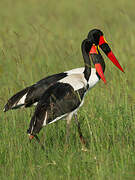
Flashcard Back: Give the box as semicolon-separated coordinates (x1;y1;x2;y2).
27;82;86;136
4;72;67;112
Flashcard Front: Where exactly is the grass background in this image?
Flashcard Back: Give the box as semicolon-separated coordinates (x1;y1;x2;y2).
0;0;135;179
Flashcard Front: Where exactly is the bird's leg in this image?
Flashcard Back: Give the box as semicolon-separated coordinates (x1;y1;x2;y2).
65;113;73;147
74;113;86;149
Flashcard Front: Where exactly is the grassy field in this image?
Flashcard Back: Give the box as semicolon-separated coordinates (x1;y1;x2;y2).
0;0;135;179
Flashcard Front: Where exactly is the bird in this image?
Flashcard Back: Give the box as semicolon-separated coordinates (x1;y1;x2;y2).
25;29;124;148
3;29;124;113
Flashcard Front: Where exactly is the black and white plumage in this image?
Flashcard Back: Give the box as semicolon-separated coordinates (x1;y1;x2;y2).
4;29;124;147
27;29;124;143
27;38;94;144
3;32;101;112
4;29;124;113
28;82;87;132
3;67;99;112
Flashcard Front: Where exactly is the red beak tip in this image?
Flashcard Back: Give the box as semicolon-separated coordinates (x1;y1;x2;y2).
107;51;125;73
119;67;125;73
103;79;107;84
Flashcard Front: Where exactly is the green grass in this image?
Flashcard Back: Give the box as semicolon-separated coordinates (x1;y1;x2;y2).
0;0;135;179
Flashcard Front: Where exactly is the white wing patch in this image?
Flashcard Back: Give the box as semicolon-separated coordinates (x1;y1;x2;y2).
59;73;87;91
65;67;99;90
16;94;27;106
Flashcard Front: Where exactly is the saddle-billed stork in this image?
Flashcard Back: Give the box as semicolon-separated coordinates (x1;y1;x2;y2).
3;29;124;113
25;29;124;148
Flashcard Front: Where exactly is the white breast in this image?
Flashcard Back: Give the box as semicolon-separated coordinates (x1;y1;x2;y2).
88;68;99;89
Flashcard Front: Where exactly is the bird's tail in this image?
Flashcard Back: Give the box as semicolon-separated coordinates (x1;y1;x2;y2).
3;87;29;112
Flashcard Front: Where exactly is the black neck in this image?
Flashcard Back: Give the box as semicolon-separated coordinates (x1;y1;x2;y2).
81;39;92;82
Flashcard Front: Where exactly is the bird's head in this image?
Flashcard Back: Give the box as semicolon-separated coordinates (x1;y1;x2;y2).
87;29;103;46
88;29;124;83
